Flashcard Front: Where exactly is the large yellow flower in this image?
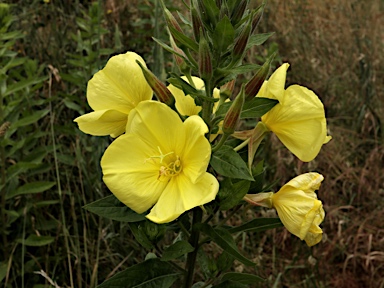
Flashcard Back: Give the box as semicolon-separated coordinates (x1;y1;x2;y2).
257;63;331;162
167;76;220;116
244;173;325;246
272;173;325;246
101;101;219;223
74;52;153;138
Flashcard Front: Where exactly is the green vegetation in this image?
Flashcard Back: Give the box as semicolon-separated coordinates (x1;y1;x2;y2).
1;0;383;287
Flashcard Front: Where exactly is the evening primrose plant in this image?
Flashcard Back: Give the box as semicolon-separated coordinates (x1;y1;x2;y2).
75;1;331;287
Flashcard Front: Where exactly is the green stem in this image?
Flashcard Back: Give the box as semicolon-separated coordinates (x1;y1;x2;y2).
212;133;229;153
202;81;213;127
234;138;250;152
184;208;203;288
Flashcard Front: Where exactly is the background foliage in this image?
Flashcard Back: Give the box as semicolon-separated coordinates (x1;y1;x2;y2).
0;0;383;287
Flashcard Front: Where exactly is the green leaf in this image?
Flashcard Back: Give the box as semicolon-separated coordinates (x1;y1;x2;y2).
97;258;180;288
217;251;235;272
83;195;146;222
213;16;235;54
227;218;283;234
17;235;54;247
0;262;7;282
241;97;278;118
168;24;199;52
128;222;154;250
222;272;265;284
211;146;253;181
218;179;251;210
11;109;50;128
6;181;55;200
246;32;275;49
213;280;248;288
197;223;255;266
161;240;194;261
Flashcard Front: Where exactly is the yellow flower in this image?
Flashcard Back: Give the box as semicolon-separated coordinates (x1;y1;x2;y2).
101;101;219;223
273;173;325;246
244;173;325;246
74;52;152;138
167;76;220;116
257;63;331;162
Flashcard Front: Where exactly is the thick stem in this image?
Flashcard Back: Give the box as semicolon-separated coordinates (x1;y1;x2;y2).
184;208;203;288
202;81;213;128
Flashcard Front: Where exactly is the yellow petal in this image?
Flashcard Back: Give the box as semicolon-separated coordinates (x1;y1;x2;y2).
284;173;324;195
74;109;127;137
262;85;328;162
181;115;210;183
101;134;167;214
87;52;153;113
126;101;186;154
168;76;221;116
146;172;219;223
265;63;289;102
168;76;203;116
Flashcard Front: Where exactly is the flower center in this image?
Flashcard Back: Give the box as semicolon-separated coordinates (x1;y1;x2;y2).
146;147;182;180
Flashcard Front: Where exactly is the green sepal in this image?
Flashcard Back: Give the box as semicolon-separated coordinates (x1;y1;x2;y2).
83;195;146;222
97;258;180;288
211;145;253;181
196;223;255;266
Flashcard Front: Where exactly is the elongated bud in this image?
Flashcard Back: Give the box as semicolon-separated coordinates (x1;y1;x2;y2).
251;4;265;33
198;33;212;81
191;5;204;42
164;7;183;34
231;0;248;26
169;35;188;72
232;18;252;64
136;60;174;106
222;85;245;135
244;55;274;100
220;79;236;99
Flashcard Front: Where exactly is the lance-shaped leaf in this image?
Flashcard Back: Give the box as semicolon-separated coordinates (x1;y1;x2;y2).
83;195;146;222
161;240;194;261
212;16;235;55
197;223;255;266
246;32;275;49
97;258;180;288
218;179;251;210
211;145;253;181
222;272;265;284
6;181;55;200
227;218;283;234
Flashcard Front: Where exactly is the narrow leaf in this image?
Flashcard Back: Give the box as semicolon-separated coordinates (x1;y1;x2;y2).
218;179;251;210
6;181;55;199
197;223;255;266
227;218;283;234
222;272;265;284
17;235;54;247
211;146;253;181
213;16;235;54
246;32;275;49
97;258;180;288
161;240;194;261
83;195;146;222
241;97;278;118
11;109;50;128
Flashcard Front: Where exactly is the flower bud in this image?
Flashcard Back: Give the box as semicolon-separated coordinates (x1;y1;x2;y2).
251;4;265;33
191;3;204;42
136;60;174;106
230;0;248;26
220;79;236;100
169;35;189;73
222;85;245;135
163;7;183;34
231;18;252;65
244;55;273;100
198;33;213;81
